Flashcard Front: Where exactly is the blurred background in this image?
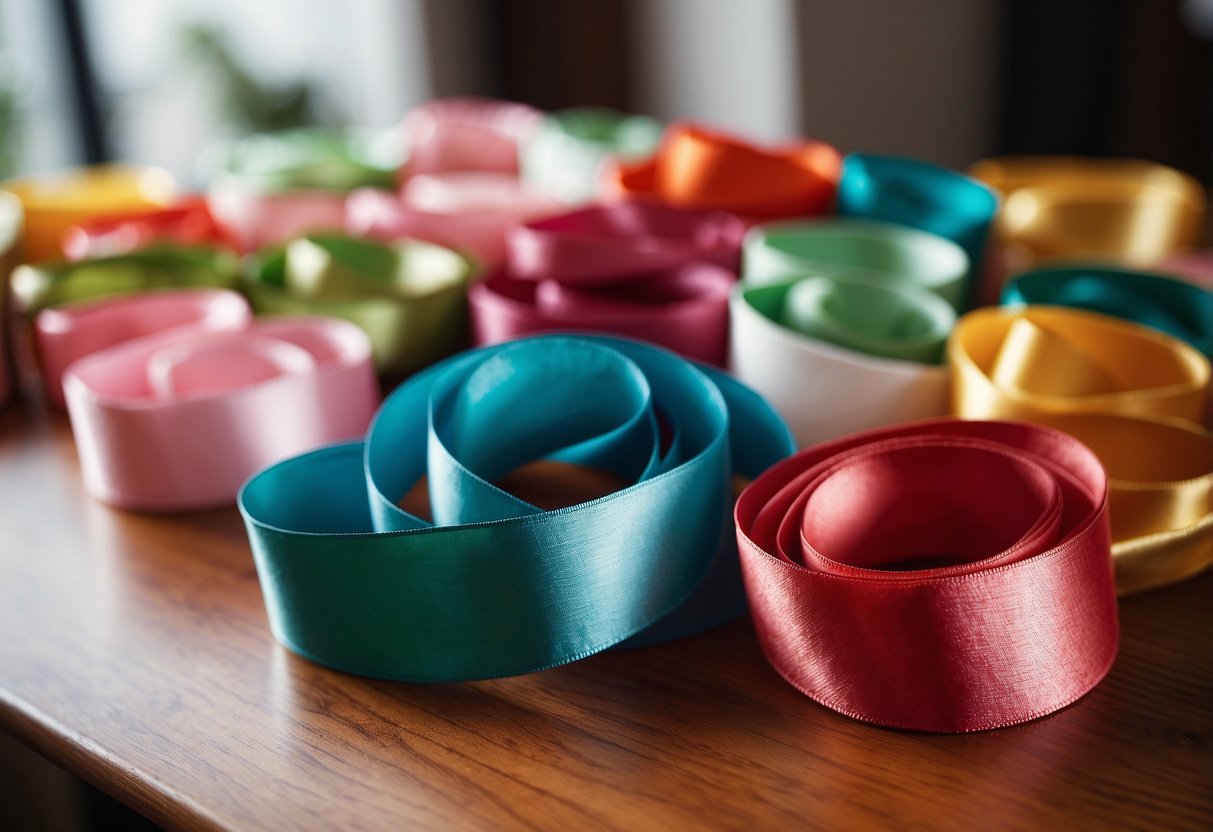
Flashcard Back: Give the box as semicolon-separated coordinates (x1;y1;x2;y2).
1;0;1209;184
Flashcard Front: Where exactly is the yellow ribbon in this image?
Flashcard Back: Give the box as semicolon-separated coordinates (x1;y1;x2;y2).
949;305;1212;594
968;157;1206;275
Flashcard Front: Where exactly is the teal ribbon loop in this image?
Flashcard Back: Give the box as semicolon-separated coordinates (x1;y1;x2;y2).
1002;266;1213;356
239;334;794;681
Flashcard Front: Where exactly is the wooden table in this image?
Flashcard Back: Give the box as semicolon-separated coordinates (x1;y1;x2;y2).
1;396;1210;832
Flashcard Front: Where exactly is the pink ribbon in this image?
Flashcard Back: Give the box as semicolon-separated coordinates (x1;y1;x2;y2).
208;187;349;251
1157;250;1213;287
56;289;379;510
468;202;743;365
401;97;542;177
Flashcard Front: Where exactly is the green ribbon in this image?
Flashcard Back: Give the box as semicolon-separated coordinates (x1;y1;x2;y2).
244;234;474;376
205;128;403;192
12;245;241;315
743;219;970;310
520;107;662;203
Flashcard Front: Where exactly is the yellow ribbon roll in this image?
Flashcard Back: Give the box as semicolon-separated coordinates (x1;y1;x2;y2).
949;305;1211;594
968;157;1206;276
1;165;177;263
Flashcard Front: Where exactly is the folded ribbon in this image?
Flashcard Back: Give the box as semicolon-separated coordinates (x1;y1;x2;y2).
519;107;663;204
1;165;177;263
469;202;745;365
61;288;378;510
734;418;1118;732
0;192;22;406
1002;266;1213;356
62;196;234;260
239;334;795;681
950;306;1212;593
730;278;953;447
244;234;473;376
401;97;542;177
605;123;842;220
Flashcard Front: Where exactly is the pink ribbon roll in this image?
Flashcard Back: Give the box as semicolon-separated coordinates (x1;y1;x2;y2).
207;186;349;251
401;97;542;177
468;202;742;365
346;172;563;269
57;289;378;510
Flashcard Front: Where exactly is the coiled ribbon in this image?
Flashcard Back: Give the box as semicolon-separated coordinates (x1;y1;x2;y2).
60;288;378;511
604;123;842;220
401;97;542;177
239;334;795;681
468;202;745;365
519;107;662;204
1;165;177;263
62;196;234;260
950;306;1212;594
243;234;473;376
0;193;22;406
734;418;1118;732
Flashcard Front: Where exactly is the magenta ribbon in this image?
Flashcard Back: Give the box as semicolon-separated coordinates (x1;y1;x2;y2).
468;202;745;365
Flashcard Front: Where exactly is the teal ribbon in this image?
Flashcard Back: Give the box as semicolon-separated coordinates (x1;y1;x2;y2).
1002;266;1213;356
239;335;794;680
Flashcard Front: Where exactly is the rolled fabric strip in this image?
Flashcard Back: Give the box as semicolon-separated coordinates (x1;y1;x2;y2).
742;218;970;309
837;153;997;302
239;334;795;681
734;418;1118;732
1;165;177;263
0;192;23;406
11;245;241;317
519;107;662;204
469;202;743;365
244;234;474;376
729;279;952;448
402;97;542;177
63;289;378;510
1156;250;1213;287
204;128;402;250
61;196;235;260
968;156;1206;274
1002;266;1213;356
604;123;842;220
950;306;1212;593
346;172;563;269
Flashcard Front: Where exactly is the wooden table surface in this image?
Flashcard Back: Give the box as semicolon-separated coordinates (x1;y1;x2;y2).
0;395;1210;832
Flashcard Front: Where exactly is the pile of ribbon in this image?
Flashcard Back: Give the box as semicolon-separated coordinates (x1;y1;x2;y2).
1;95;1209;733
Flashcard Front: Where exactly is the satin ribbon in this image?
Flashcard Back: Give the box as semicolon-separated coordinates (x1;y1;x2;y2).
11;245;242;317
519;107;662;204
60;288;379;510
1002;266;1213;356
346;172;564;269
1;165;177;263
243;234;473;376
1157;250;1213;287
468;202;745;365
742;218;971;309
950;306;1212;593
239;334;795;681
734;418;1118;732
604;123;842;220
401;97;542;177
968;156;1207;275
62;196;234;260
730;279;953;447
837;153;997;303
0;192;22;406
205;128;402;250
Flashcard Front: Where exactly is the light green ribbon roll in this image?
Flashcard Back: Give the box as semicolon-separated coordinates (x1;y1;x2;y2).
203;128;403;193
244;234;474;376
12;245;241;315
743;219;970;310
520;107;662;203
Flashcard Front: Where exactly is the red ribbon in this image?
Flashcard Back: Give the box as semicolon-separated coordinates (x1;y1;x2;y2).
468;201;745;365
734;418;1118;732
61;197;235;259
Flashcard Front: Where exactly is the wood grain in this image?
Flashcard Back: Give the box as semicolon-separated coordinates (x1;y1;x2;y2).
0;395;1209;831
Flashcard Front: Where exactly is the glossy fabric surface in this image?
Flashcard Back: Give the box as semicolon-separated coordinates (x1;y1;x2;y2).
62;197;235;260
605;123;842;220
244;234;473;376
469;203;743;365
1002;266;1213;356
735;418;1118;732
1;165;177;263
402;97;542;177
950;306;1212;593
239;335;795;681
63;289;378;511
